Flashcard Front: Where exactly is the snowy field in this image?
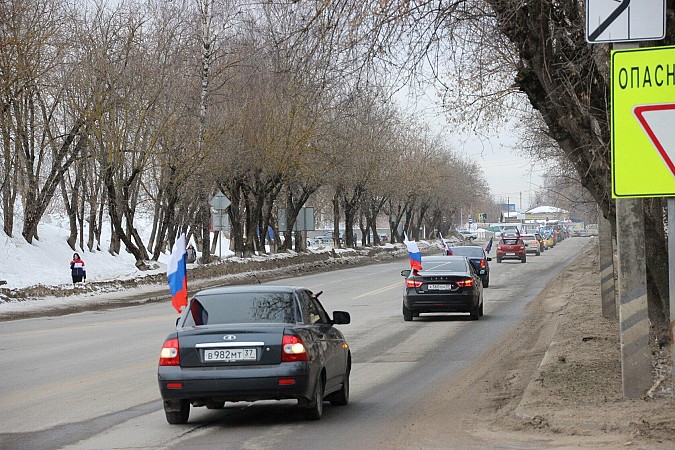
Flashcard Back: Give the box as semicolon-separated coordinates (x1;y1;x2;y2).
0;212;228;290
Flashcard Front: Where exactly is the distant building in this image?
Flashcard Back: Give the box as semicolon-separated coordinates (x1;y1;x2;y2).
525;206;570;223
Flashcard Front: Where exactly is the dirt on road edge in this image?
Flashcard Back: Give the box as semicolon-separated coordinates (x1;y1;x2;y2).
383;239;674;449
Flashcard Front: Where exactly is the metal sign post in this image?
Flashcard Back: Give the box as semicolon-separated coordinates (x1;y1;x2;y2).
669;198;675;383
210;191;231;259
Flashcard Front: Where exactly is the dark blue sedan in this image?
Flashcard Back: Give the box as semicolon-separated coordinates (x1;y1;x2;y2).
158;285;351;424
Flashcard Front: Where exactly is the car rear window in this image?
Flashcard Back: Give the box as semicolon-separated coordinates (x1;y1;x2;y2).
450;247;484;257
420;259;467;272
182;292;297;326
502;239;520;245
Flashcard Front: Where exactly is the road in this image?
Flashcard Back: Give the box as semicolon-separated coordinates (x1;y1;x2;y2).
0;238;590;449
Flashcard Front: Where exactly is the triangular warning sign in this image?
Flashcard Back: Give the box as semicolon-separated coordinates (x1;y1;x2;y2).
633;104;675;178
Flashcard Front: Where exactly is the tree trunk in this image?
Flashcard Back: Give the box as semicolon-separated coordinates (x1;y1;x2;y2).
21;119;86;244
103;166;145;265
333;189;341;249
61;177;78;251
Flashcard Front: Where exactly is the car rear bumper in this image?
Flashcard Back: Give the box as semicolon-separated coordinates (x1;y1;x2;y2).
497;252;525;260
158;362;315;403
404;292;476;313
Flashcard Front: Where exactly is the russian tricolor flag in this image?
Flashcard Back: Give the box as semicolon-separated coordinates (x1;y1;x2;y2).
167;233;188;312
439;232;449;253
404;234;423;272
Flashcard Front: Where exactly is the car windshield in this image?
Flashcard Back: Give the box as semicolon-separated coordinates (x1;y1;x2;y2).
182;292;297;326
450;247;484;257
420;259;467;272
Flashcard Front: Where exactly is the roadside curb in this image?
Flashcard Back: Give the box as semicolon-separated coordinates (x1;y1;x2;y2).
0;241;439;321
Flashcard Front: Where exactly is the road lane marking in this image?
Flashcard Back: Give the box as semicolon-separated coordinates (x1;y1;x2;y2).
353;281;402;299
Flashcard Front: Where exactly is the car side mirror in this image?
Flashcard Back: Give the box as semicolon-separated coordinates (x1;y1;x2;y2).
487;257;492;261
332;310;351;325
401;269;411;277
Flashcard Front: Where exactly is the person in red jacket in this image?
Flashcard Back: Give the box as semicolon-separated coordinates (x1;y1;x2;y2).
70;253;86;286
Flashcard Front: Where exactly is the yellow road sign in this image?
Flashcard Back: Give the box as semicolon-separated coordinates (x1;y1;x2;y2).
612;45;675;198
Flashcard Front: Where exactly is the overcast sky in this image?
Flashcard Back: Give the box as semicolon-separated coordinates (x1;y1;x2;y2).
397;90;545;212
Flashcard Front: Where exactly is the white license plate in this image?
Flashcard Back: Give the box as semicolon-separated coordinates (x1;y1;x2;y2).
204;348;257;362
427;284;451;290
506;253;516;255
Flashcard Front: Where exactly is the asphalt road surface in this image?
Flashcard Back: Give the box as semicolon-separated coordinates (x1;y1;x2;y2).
0;238;589;450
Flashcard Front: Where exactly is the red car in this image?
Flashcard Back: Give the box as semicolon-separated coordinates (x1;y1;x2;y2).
496;235;526;263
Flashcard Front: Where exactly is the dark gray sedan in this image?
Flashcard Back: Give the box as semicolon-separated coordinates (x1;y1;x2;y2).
157;285;351;424
401;256;484;321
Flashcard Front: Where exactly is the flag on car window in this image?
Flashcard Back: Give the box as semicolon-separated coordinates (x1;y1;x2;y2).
189;298;208;326
167;233;188;312
404;234;423;272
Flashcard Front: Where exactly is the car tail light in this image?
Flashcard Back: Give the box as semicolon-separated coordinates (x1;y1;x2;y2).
159;338;180;366
456;278;475;287
406;279;424;288
480;258;486;269
282;334;308;362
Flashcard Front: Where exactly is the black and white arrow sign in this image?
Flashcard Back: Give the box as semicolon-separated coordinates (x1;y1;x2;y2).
586;0;665;43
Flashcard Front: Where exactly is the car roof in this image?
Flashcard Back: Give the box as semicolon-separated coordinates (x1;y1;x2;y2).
196;285;301;297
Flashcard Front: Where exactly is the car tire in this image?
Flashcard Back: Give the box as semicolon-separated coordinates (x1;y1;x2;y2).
403;304;413;321
470;301;480;320
303;376;324;420
329;370;350;406
164;400;190;425
482;276;489;288
479;299;484;316
521;256;527;263
536;251;541;256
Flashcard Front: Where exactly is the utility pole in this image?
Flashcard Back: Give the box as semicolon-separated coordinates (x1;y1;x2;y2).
588;2;667;397
613;42;651;399
598;206;616;319
669;199;675;387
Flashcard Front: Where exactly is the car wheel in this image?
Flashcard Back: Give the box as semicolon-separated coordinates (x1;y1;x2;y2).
521;256;527;263
303;376;324;420
470;301;480;320
496;256;502;263
536;251;541;256
329;370;349;406
164;400;190;425
482;276;489;288
479;299;484;316
403;304;413;321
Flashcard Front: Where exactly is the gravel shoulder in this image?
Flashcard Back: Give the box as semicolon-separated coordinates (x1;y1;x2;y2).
381;239;675;449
